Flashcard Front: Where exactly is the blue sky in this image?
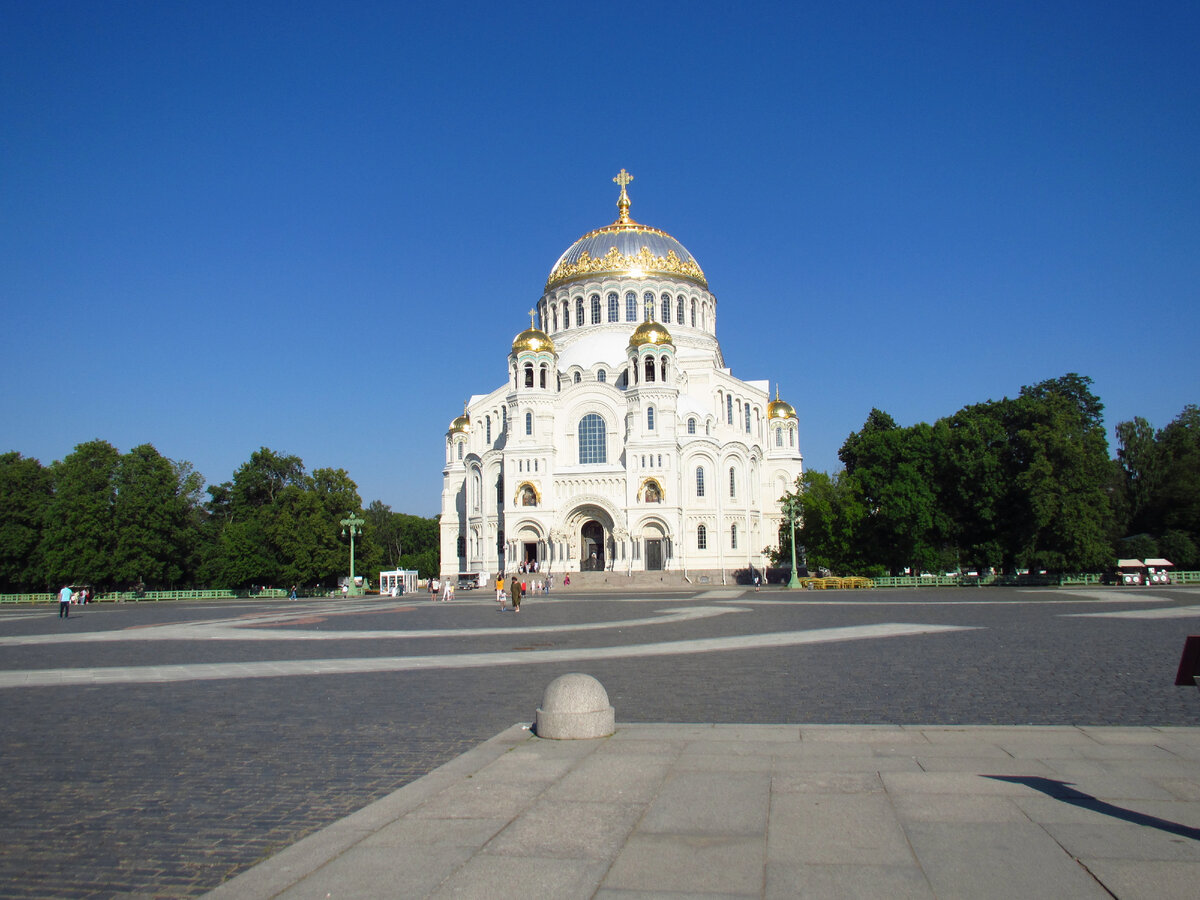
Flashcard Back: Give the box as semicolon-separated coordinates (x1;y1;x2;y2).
3;1;1197;517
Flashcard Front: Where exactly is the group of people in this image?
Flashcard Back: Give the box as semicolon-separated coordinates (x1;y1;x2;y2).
429;579;455;601
56;585;91;617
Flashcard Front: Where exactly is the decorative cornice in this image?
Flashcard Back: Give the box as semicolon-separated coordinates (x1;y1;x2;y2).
546;241;708;291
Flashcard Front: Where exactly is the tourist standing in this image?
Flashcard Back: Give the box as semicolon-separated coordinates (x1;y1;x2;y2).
495;573;505;605
58;584;72;618
510;576;522;613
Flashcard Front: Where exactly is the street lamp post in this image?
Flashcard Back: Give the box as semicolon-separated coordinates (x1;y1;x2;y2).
782;495;802;588
340;512;365;597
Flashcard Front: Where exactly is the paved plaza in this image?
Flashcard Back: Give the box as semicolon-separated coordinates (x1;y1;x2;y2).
1;586;1199;897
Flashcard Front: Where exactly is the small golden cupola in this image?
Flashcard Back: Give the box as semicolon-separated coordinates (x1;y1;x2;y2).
767;386;797;420
628;318;674;350
448;406;471;435
628;293;674;350
511;308;556;355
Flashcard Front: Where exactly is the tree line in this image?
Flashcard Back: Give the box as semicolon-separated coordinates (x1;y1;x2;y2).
778;374;1199;576
0;444;440;593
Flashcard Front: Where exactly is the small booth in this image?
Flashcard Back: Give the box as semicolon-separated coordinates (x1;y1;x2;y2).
1112;559;1147;585
1144;558;1175;585
379;569;419;597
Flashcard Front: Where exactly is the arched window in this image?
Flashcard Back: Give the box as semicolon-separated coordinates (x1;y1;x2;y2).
525;411;532;435
590;294;601;324
687;417;696;434
691;299;697;326
597;369;607;383
727;395;733;424
552;307;558;331
729;467;736;498
486;416;492;443
457;442;463;460
731;523;738;549
647;406;655;430
789;426;795;447
775;427;783;447
608;292;618;322
473;470;482;511
745;405;751;434
524;363;534;388
644;356;655;382
563;302;570;329
697;524;707;549
540;364;548;388
579;413;607;464
677;296;684;323
643;292;655;320
626;291;637;321
574;372;581;384
660;356;668;382
661;294;671;323
696;466;706;497
575;297;584;325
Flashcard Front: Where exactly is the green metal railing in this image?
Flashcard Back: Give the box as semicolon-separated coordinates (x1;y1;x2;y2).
0;588;289;604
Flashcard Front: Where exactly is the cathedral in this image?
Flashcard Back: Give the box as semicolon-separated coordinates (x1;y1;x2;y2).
440;171;803;581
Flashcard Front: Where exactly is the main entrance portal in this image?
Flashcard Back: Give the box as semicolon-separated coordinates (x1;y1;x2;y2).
581;521;605;570
645;539;663;571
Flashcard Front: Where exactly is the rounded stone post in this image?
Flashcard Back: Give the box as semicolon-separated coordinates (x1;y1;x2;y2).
534;673;615;739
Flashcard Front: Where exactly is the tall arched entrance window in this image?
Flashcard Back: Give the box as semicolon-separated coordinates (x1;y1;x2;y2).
581;520;605;570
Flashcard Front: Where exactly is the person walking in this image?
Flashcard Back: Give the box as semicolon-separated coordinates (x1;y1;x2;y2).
495;573;505;607
58;584;72;618
510;575;522;613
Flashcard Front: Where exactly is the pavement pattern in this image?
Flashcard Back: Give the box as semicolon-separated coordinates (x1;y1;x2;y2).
1;586;1198;898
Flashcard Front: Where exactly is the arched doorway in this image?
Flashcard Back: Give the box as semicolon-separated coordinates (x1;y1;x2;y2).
581;520;605;570
643;521;666;571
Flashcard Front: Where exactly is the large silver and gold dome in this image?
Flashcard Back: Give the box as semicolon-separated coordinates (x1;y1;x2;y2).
545;169;707;291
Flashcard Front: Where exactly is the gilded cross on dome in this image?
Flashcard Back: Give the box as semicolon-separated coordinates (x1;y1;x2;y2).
613;168;634;224
528;308;537;329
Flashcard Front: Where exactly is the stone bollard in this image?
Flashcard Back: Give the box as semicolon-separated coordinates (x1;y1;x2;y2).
534;673;615;739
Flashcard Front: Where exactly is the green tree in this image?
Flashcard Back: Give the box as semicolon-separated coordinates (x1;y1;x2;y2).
42;440;121;586
785;470;869;574
1155;405;1200;542
942;400;1010;571
111;444;199;587
0;452;53;591
1116;415;1159;533
1005;375;1113;571
838;414;950;574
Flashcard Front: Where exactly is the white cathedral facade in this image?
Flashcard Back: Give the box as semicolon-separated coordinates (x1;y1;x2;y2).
440;171;803;581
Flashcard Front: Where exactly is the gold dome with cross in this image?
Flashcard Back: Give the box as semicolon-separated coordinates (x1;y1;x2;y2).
545;169;707;291
767;386;797;420
511;308;556;355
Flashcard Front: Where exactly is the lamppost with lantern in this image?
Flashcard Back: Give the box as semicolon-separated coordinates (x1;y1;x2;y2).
781;493;803;588
340;512;365;596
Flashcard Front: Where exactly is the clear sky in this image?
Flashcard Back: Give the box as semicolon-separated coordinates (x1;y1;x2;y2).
3;1;1197;517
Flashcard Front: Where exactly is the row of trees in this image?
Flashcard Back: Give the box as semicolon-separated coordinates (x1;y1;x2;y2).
779;375;1200;575
0;444;440;592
